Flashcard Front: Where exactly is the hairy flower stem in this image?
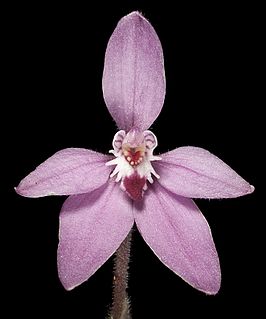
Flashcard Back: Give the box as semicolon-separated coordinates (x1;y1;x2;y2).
109;230;132;319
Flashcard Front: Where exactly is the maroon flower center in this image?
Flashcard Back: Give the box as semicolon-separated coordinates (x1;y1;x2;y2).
122;145;144;167
123;173;146;200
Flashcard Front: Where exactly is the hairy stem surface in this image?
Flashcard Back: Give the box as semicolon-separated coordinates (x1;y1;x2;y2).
109;230;132;319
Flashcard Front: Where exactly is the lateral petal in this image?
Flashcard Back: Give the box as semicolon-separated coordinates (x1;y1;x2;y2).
16;148;112;197
155;146;254;198
58;182;134;290
134;184;221;294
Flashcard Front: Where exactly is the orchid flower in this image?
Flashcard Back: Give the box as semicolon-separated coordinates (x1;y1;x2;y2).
16;10;254;315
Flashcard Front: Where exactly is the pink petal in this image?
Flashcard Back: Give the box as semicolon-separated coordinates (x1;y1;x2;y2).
134;184;221;294
58;182;134;290
16;148;112;197
155;146;254;198
102;11;165;131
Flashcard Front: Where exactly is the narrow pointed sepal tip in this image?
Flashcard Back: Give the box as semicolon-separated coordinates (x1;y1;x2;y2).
188;261;221;295
127;11;143;17
237;182;255;198
14;186;19;194
62;282;75;291
202;279;221;296
178;264;221;296
240;183;255;197
14;184;35;198
15;180;56;198
59;277;81;291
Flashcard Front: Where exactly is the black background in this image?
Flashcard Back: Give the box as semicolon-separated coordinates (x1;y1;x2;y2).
5;1;262;318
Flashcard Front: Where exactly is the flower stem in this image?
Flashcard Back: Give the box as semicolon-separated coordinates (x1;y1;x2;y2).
109;230;132;319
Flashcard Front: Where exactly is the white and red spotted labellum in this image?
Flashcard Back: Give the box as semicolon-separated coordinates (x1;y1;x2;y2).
106;129;161;200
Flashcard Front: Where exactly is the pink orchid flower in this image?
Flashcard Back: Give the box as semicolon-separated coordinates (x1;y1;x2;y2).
16;11;254;295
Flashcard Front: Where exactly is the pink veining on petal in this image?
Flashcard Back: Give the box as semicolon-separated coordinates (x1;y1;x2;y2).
15;148;112;197
102;11;166;131
154;146;254;199
134;183;221;295
58;182;134;290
